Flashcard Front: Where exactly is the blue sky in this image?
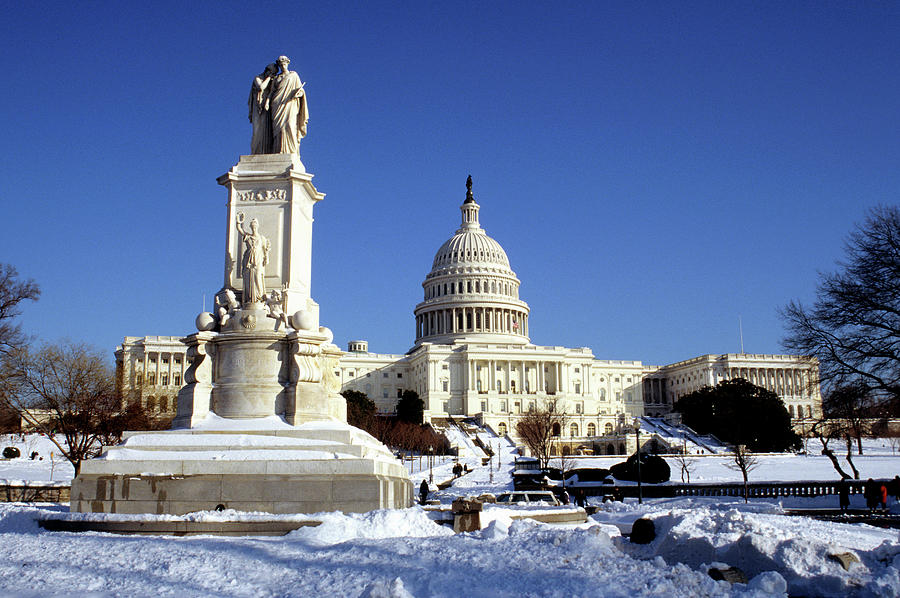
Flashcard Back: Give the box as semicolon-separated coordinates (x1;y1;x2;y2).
2;1;898;365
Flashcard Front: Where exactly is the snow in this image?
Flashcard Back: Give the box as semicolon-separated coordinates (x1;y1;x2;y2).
0;501;800;597
592;497;900;597
3;431;900;596
120;433;342;448
102;447;355;461
186;413;296;430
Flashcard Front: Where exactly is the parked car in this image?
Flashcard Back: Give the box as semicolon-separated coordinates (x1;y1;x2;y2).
495;491;560;506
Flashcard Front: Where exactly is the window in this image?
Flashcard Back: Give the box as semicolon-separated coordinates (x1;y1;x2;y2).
136;373;143;385
442;380;449;392
397;373;402;378
551;423;560;436
443;364;449;370
788;405;795;418
604;423;614;434
148;374;156;385
147;396;156;411
383;390;388;398
173;374;181;386
574;383;581;394
497;422;507;435
497;381;504;393
575;403;582;414
599;388;606;400
587;423;596;436
500;400;507;412
383;373;388;378
161;374;169;386
575;367;580;373
570;423;579;437
806;405;812;417
349;371;354;377
481;401;487;412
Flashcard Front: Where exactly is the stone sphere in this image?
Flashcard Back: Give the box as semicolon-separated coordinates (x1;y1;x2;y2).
319;326;334;343
292;310;316;331
195;312;216;331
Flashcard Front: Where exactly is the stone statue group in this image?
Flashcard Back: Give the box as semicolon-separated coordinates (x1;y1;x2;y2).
249;56;309;155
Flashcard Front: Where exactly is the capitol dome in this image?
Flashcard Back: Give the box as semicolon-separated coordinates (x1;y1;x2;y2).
413;177;530;347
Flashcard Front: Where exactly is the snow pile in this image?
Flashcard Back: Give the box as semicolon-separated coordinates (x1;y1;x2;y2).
289;507;454;545
626;506;900;597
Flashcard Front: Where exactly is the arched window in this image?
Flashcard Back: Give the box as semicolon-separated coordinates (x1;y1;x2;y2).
570;423;579;437
497;422;507;435
497;381;503;393
551;423;561;436
604;422;614;434
510;380;516;393
606;444;616;455
147;396;156;411
788;404;795;418
587;423;596;436
159;396;168;412
475;281;480;293
599;388;606;400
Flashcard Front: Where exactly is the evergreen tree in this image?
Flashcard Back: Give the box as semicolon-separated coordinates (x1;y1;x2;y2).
674;378;800;452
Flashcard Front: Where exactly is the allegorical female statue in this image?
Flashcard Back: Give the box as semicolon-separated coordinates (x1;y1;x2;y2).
248;55;309;155
236;213;271;304
248;63;279;154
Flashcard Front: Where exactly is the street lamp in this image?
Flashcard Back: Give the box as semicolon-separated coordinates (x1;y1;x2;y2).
428;445;434;485
633;418;642;505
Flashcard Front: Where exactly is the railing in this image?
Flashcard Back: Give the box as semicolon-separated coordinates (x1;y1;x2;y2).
513;471;885;499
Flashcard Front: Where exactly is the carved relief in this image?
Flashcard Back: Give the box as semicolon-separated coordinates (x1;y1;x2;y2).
291;341;323;383
237;189;287;202
184;338;213;385
321;353;341;394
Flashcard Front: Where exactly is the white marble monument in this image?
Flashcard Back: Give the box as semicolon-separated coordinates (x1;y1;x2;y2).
70;57;412;515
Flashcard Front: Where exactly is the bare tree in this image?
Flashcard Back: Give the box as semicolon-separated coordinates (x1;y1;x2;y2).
515;398;568;470
0;264;40;357
809;418;857;480
725;445;759;503
782;206;900;405
823;382;877;455
2;341;119;476
673;439;696;483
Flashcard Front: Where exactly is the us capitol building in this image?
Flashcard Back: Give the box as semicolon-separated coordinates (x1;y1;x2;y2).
117;178;821;450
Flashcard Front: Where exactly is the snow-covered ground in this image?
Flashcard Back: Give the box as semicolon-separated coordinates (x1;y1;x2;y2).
3;431;900;596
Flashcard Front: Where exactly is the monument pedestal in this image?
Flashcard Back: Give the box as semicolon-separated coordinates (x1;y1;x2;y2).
70;422;410;515
70;149;412;515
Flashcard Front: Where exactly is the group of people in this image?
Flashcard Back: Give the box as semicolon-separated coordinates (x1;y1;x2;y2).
838;476;900;512
559;487;588;507
451;462;469;478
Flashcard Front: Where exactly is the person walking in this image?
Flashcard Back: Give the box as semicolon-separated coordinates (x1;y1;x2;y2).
419;479;429;505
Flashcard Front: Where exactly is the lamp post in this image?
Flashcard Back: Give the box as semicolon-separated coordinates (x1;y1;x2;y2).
428;445;434;485
633;418;642;504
